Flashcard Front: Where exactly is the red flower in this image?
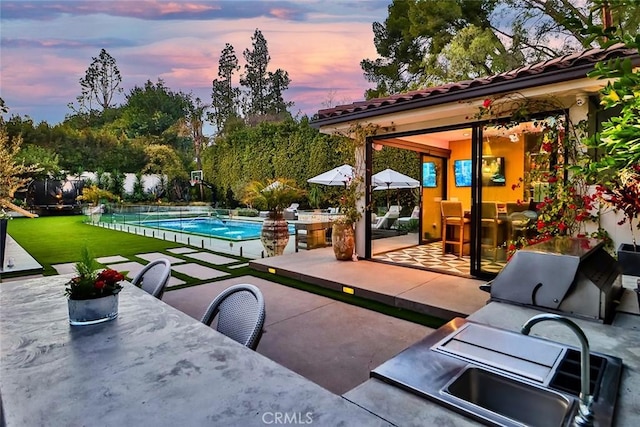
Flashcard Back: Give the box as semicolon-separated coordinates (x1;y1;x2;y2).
483;99;492;108
548;176;558;183
558;222;567;232
94;280;105;289
542;142;553;152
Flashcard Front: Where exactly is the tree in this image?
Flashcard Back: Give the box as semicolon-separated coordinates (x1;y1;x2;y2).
15;145;61;179
181;95;209;172
428;25;523;82
361;0;640;98
0;127;41;205
266;69;293;116
143;144;189;200
362;0;495;96
241;29;271;116
240;29;292;120
119;79;192;161
76;49;123;113
210;43;241;132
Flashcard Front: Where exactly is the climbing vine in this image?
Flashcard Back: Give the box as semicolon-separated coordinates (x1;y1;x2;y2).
473;93;609;256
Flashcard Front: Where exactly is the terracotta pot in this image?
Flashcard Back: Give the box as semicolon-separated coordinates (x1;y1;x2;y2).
261;214;290;256
332;222;355;261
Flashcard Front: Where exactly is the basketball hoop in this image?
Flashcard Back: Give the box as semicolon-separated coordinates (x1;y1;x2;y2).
190;170;203;187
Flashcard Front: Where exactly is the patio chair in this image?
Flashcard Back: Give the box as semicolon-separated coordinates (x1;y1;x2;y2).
372;205;401;229
131;258;172;299
201;284;266;350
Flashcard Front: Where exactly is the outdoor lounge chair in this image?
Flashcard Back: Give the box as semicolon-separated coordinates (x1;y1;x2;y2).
283;203;299;220
131;258;172;299
397;206;420;226
372;205;401;230
201;284;266;350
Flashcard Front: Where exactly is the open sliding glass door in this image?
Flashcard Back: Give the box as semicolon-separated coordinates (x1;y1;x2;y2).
472;123;530;278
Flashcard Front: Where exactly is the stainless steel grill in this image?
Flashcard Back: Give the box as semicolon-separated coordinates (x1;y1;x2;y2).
488;237;623;323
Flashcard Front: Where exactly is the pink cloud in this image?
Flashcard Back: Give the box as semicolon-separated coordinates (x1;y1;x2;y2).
1;2;387;123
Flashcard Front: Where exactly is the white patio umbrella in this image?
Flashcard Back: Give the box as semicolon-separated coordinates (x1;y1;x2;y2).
307;164;354;187
372;168;420;208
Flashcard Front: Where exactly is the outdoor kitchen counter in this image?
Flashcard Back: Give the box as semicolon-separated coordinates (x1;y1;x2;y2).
344;301;640;426
0;275;390;427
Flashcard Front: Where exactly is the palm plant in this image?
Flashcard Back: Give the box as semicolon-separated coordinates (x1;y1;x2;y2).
242;178;303;218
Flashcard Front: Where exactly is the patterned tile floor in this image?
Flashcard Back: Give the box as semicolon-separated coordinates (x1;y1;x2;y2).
373;241;507;277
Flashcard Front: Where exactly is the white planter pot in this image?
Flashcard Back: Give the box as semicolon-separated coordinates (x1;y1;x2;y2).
68;294;119;326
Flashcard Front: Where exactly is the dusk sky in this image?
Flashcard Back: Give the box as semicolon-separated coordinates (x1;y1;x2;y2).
1;0;391;130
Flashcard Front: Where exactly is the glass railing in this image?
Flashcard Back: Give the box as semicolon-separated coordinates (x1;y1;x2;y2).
82;204;287;259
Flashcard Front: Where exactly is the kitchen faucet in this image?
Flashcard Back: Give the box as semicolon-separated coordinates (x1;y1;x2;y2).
521;313;594;427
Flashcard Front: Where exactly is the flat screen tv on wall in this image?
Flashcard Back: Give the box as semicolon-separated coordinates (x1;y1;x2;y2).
481;156;506;186
454;159;472;187
422;162;437;187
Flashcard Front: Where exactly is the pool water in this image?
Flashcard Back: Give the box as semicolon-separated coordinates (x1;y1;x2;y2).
139;218;295;241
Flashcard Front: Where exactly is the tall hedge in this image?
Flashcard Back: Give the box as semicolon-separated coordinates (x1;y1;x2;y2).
201;116;424;209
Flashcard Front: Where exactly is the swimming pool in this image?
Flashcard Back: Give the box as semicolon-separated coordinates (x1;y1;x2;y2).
139;218;295;241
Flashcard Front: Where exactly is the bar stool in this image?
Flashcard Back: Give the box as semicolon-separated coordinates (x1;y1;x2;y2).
441;201;470;256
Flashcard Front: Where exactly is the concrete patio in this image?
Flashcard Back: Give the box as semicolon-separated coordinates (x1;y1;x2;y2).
1;237;488;395
250;246;489;320
162;274;433;394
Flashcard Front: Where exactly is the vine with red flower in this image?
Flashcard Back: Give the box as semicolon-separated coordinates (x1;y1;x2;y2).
472;93;610;257
593;165;640;250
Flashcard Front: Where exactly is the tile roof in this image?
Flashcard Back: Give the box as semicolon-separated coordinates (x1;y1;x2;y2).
312;43;639;126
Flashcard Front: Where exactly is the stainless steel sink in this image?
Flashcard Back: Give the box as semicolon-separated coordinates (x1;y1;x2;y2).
443;366;575;427
371;318;623;427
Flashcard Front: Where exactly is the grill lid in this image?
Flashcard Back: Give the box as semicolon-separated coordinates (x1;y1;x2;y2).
489;237;622;322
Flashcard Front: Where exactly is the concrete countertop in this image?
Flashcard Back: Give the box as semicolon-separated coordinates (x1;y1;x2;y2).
0;276;390;427
344;301;640;426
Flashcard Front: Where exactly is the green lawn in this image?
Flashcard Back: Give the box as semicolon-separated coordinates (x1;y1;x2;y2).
7;214;446;328
8;215;182;275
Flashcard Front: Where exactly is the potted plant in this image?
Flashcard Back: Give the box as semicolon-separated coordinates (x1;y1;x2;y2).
582;33;640;274
65;247;125;325
243;178;303;256
331;175;363;260
592;167;640;275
